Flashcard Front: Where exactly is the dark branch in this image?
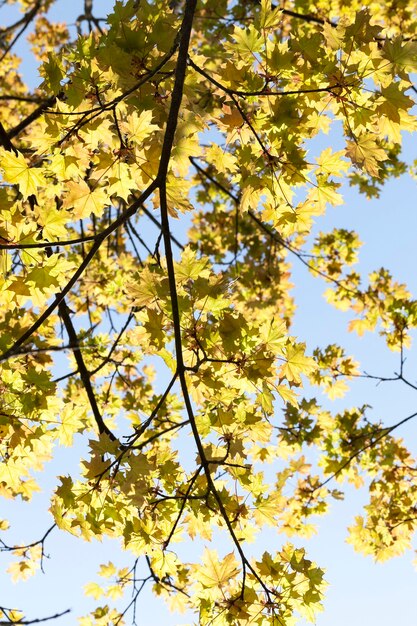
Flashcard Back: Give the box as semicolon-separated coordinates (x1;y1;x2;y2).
58;298;116;441
0;234;97;251
189;57;340;98
0;609;70;625
9;96;57;139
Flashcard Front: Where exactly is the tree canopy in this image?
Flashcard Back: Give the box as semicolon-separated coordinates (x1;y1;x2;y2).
1;0;417;624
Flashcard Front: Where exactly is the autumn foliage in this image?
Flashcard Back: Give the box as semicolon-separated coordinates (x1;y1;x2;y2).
1;0;417;624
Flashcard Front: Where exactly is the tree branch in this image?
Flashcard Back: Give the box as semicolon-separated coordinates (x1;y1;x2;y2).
154;0;275;604
0;0;43;63
9;95;57;139
0;609;70;625
58;298;116;441
0;234;97;251
189;57;340;98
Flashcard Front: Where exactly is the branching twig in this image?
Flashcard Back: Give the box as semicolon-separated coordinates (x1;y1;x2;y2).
0;0;42;62
189;57;341;98
89;311;134;377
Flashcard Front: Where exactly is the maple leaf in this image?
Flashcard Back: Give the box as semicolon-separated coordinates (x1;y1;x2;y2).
120;110;158;145
322;20;346;50
98;562;117;578
39;52;66;93
231;25;263;59
281;344;317;385
383;38;417;72
63;180;110;219
196;550;240;589
7;547;41;582
314;179;344;210
58;404;86;446
346;136;387;177
174;247;210;282
0;151;46;199
316;148;349;176
37;207;70;240
259;319;286;352
257;0;282;29
84;582;103;600
0;459;26;493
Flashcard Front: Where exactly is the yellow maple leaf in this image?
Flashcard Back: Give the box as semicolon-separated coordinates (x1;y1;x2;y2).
0;151;46;199
346;136;387;177
108;160;135;201
322;20;346;50
63;180;109;219
253;494;283;526
281;343;317;384
58;404;86;446
37;207;70;240
197;549;240;589
348;318;371;336
98;562;117;578
0;459;27;492
84;581;103;600
326;379;349;400
316;148;349;176
174;246;210;282
120;110;158;145
4;609;24;622
315;182;344;210
205;144;237;174
276;384;299;406
219;104;244;130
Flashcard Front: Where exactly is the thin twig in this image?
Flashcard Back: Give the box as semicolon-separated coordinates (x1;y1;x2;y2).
0;609;70;625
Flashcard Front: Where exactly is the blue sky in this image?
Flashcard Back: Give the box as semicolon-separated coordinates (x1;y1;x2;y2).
1;2;417;624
